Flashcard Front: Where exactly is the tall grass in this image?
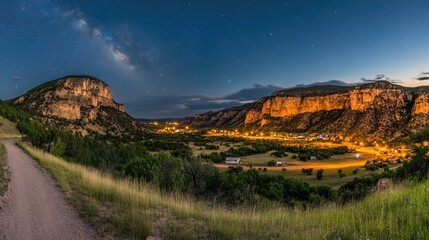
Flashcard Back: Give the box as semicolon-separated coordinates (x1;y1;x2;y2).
0;116;21;139
0;143;8;196
20;142;429;239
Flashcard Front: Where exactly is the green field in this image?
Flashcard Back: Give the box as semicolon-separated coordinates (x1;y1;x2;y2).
189;141;242;155
20;142;429;239
217;150;391;188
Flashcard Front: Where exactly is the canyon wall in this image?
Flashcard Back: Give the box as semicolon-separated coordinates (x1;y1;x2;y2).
13;76;143;137
15;76;125;121
186;81;429;138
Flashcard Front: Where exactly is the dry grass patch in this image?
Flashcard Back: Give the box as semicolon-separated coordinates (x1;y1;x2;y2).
0;143;8;196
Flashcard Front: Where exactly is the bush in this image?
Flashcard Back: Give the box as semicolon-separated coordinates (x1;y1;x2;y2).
271;151;283;158
267;160;276;166
316;169;324;180
339;172;346;178
205;144;219;150
302;168;313;175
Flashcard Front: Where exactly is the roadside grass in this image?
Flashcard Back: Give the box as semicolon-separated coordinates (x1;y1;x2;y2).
0;116;21;139
19;142;429;239
0;143;8;196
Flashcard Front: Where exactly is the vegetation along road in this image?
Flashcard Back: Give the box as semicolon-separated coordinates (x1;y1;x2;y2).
0;139;98;240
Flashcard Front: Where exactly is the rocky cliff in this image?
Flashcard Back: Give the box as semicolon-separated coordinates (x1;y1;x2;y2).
14;76;144;137
185;81;429;139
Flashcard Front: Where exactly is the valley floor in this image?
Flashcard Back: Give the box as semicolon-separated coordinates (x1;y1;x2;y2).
18;141;429;239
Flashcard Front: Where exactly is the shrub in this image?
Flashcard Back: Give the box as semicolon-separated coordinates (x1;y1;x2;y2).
316;169;324;180
302;168;313;175
271;151;283;158
267;160;276;166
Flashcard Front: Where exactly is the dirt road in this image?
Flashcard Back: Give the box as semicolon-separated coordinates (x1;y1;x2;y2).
0;140;98;240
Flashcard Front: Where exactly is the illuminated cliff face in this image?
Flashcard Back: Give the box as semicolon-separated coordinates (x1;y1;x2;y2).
15;76;125;121
186;81;429;138
244;81;415;126
13;76;141;137
412;93;429;115
245;93;350;125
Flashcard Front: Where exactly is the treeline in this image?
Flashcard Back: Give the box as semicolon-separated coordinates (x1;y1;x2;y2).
338;145;429;202
124;156;334;206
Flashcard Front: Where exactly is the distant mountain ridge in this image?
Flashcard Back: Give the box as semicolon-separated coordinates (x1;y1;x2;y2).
183;81;429;139
13;75;146;137
294;80;360;88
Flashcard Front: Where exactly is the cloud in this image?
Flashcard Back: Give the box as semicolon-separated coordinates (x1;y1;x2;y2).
416;72;429;81
125;84;283;118
224;84;284;101
11;76;24;81
295;80;358;87
360;74;402;83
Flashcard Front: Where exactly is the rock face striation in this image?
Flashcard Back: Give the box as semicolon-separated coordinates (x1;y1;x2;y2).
184;81;429;138
14;76;143;137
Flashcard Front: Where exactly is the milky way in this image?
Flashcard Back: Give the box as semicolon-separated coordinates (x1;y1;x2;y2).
1;0;429;118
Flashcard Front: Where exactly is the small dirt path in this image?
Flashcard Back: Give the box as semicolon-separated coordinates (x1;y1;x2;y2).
0;139;98;240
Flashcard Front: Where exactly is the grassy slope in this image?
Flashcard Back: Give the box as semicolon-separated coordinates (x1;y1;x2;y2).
0;143;7;196
0;116;21;139
0;116;15;196
19;142;429;239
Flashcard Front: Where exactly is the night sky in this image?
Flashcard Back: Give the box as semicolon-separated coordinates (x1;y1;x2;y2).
1;0;429;118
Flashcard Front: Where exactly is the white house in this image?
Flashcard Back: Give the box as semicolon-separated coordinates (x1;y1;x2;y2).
310;156;317;161
275;161;285;166
225;157;240;164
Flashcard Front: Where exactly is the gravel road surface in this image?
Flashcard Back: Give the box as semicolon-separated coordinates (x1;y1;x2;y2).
0;139;98;240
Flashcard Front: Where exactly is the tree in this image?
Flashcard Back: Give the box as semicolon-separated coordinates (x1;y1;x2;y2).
51;137;66;157
302;168;313;175
184;157;217;195
316;169;324;180
267;160;276;166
